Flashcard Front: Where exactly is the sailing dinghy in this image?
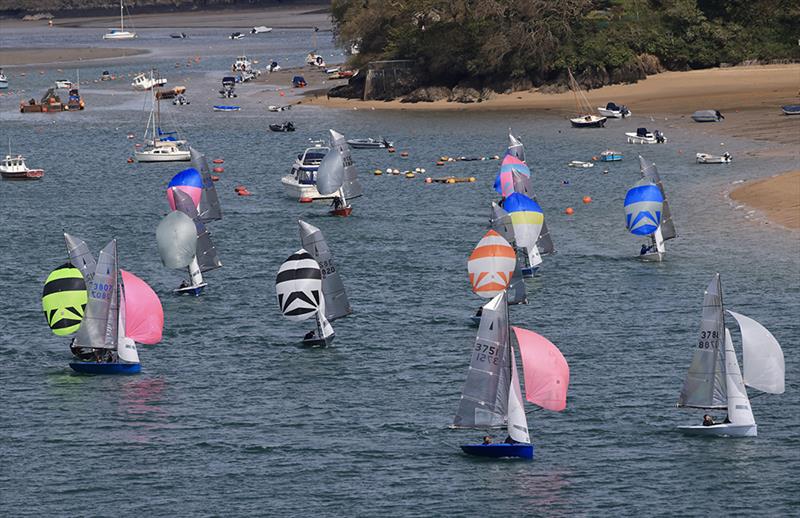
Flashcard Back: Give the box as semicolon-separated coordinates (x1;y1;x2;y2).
299;220;352;320
677;274;784;437
636;156;676;261
316;129;363;216
156;210;202;295
276;249;334;347
456;235;570;459
189;146;223;223
567;69;606;128
44;236;163;374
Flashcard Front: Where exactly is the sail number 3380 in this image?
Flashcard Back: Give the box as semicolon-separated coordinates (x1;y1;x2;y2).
698;330;719;349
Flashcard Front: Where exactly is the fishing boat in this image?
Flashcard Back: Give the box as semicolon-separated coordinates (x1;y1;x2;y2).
20;88;66;113
691;109;724;122
634;156;677;262
131;70;167;91
251;26;272;34
676;274;784;437
626;127;667;144
44;236;163;374
597;101;631;118
212;105;240;112
456;234;569;459
568;160;594;168
781;105;800;115
276;249;335;347
696;152;732;164
494;132;555;276
135;90;190;162
103;0;137;40
567;69;606;128
1;144;44;180
299;220;352;321
346;137;393;149
281;141;331;200
0;68;8;89
600;150;623;162
316;129;364;216
269;122;295;132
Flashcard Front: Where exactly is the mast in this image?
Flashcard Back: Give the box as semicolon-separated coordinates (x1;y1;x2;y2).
120;0;124;31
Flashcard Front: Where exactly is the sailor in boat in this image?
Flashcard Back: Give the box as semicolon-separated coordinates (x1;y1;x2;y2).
503;435;520;444
482;436;492;445
69;338;95;361
330;196;344;211
640;243;654;256
304;330;316;341
702;414;714;426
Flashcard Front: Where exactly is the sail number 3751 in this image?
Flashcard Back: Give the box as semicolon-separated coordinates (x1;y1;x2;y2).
474;343;499;365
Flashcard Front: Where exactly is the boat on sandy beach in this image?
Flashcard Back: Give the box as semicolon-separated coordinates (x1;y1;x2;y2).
229;32;245;40
626;127;667;144
691;109;724;122
103;0;136;40
598;101;631;118
1;152;44;180
281;141;331;201
677;273;784;437
568;69;606;128
251;26;272;34
781;104;800;115
170;32;187;39
696;152;732;164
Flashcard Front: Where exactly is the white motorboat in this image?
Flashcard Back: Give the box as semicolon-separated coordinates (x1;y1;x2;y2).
103;1;136;39
229;32;245;40
696;152;732;164
135;143;190;162
346;137;393;149
281;142;332;200
268;105;292;112
1;153;44;180
568;160;594;168
131;71;167;91
0;68;8;89
598;101;631;118
626;127;667;144
232;55;253;72
251;26;272;34
55;80;73;89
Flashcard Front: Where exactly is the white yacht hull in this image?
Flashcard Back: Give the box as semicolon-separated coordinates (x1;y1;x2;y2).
696;153;732;164
103;32;137;40
626;134;667;144
677;423;757;437
281;175;334;201
134;149;191;162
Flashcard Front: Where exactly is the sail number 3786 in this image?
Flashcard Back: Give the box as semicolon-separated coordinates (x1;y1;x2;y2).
698;330;719;349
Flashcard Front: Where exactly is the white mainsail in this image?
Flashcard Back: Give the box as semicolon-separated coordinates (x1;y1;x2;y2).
722;328;755;427
507;343;531;443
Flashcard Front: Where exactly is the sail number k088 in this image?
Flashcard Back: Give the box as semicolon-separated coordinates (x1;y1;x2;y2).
474;343;499;365
698;330;719;349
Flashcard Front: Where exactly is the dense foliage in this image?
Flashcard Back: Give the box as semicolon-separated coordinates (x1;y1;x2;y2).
331;0;800;88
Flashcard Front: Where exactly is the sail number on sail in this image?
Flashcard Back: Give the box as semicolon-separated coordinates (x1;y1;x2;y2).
698;330;719;349
89;282;113;299
474;343;500;365
317;259;336;278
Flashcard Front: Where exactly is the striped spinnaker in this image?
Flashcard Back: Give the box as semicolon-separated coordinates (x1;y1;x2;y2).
468;230;516;298
276;249;323;321
42;263;87;336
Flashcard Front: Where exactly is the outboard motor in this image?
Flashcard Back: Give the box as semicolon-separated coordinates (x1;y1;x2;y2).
654;130;665;143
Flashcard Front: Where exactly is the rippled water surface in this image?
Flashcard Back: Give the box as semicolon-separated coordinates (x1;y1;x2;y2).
1;25;799;517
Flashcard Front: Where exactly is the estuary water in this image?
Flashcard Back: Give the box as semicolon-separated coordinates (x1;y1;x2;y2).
1;25;799;517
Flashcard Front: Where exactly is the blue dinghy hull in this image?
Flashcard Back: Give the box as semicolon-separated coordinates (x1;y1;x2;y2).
69;362;141;375
461;443;534;460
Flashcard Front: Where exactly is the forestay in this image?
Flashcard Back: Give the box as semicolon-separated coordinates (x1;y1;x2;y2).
454;292;511;428
299;219;351;320
73;240;118;350
678;274;727;409
639;156;676;240
276;249;323;322
726;310;785;394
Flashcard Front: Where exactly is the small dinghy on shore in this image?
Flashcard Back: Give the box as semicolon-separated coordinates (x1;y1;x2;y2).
691;109;724;122
696;152;732;164
213;105;240;112
676;273;784;438
598;101;631;118
626;127;666;144
781;105;800;115
346;137;393;149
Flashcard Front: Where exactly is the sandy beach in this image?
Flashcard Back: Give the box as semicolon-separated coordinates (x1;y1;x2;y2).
730;171;800;230
0;47;148;66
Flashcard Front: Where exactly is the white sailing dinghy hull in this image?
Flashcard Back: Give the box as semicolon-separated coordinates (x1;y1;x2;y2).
677;423;757;437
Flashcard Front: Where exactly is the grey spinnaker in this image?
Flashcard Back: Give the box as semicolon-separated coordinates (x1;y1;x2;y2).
678;273;727;409
454;291;511;428
639;155;676;240
64;233;97;283
172;188;222;273
190;147;222;223
73;239;118;350
489;203;527;305
329;129;363;199
299;219;351;320
156;211;198;269
315;144;345;196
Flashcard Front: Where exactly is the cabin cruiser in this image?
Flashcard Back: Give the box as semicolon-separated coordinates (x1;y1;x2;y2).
598;101;631;118
626;127;667;144
281;142;332;200
347;137;393;149
1;154;44;180
135;141;190;162
131;71;167;91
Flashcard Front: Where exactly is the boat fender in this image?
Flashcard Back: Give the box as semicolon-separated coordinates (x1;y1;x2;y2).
212;167;224;173
565;207;575;215
299;197;313;203
583;196;592;204
436;161;444;166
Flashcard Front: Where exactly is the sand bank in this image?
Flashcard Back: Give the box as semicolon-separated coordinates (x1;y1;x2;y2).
730;171;800;230
0;47;148;66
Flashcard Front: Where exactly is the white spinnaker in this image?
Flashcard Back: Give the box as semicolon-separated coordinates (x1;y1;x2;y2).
727;310;785;394
654;226;665;254
723;328;755;426
507;343;531;443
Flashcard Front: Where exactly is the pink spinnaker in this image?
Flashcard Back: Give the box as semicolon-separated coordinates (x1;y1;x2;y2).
512;326;569;411
120;269;164;345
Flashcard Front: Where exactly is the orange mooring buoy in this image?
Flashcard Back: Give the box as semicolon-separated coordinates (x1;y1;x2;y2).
212;166;224;173
212;159;224;164
387;147;396;153
211;175;220;181
400;151;408;157
565;207;575;215
127;157;134;163
583;196;592;204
